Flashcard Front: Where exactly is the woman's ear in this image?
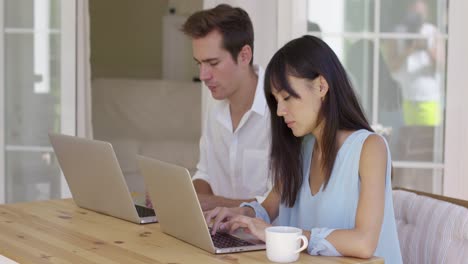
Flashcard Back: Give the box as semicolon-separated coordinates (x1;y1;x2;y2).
238;45;253;65
318;75;329;97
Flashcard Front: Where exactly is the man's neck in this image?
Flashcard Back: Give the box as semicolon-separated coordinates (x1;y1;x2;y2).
229;66;258;115
228;66;258;132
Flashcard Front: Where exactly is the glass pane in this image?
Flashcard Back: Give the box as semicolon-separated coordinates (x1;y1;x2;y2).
318;37;374;120
5;0;33;28
380;0;448;34
379;38;446;162
307;0;374;33
5;34;61;146
49;0;61;29
5;0;61;29
344;38;374;119
5;151;62;203
392;168;443;195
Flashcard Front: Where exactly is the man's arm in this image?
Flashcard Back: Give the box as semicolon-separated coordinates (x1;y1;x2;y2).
194;179;255;211
193;179;214;195
198;194;256;211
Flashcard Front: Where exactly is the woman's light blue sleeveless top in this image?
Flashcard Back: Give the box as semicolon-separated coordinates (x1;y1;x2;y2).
277;129;402;263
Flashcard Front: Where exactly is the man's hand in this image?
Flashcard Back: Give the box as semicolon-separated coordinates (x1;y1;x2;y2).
145;191;153;208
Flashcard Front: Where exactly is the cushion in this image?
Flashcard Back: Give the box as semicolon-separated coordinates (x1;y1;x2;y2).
393;190;468;264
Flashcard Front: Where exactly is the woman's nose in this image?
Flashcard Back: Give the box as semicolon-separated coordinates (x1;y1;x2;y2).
276;103;286;117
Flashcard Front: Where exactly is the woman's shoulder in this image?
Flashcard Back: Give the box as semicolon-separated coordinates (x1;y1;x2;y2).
361;133;388;162
336;129;371;146
337;129;387;154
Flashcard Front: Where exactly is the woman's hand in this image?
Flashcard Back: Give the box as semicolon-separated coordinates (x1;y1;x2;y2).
205;206;272;241
227;215;271;241
204;206;248;235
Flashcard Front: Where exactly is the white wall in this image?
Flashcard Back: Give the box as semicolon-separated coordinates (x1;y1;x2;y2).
444;0;468;200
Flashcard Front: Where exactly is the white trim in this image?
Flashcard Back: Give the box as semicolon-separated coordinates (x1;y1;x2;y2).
76;0;93;139
305;31;448;40
60;1;76;137
392;161;444;170
33;0;51;94
371;0;381;125
444;0;468;200
4;28;60;34
59;0;76;198
5;146;54;152
0;0;5;204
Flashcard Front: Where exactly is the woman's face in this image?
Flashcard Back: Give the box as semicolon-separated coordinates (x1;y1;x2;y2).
272;75;327;137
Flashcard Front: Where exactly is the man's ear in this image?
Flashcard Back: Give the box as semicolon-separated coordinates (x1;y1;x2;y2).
238;45;253;65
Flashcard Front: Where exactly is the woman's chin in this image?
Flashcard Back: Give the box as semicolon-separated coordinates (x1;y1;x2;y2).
291;129;305;137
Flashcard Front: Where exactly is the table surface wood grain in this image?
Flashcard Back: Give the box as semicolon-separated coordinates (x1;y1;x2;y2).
0;199;384;264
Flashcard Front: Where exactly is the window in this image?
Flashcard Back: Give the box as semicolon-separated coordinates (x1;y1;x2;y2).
0;0;76;203
303;0;448;194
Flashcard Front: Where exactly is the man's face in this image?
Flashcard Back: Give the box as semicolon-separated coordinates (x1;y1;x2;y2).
192;30;243;100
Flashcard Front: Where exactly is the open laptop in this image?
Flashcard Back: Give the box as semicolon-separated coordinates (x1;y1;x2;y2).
49;133;157;224
137;155;265;254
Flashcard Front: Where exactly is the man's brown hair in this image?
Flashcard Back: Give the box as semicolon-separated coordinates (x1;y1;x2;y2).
182;4;254;65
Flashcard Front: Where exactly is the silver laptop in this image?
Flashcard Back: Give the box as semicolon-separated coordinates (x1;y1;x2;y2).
49;133;157;224
137;155;265;254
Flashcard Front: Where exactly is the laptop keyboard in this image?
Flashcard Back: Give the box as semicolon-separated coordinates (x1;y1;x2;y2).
210;230;255;248
135;205;156;217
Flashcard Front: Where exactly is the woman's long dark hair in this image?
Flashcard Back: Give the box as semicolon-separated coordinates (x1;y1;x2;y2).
264;35;373;207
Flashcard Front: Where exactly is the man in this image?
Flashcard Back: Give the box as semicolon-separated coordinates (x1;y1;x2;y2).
386;0;443;126
182;4;271;211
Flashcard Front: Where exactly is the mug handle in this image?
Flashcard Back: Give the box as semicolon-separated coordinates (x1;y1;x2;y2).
294;235;309;254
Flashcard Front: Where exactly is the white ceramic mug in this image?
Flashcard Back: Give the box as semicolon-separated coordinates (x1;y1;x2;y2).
265;226;308;263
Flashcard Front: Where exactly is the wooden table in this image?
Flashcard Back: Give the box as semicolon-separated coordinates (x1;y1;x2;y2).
0;199;383;264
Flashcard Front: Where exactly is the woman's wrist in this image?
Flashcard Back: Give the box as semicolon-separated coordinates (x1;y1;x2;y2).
240;205;255;217
239;201;271;223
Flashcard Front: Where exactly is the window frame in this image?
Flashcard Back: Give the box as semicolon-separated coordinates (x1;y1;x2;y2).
279;0;467;199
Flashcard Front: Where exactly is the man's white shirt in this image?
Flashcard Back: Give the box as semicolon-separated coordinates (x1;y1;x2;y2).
192;65;271;203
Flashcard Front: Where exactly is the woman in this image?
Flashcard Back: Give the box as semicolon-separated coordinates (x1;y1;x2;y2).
205;35;402;263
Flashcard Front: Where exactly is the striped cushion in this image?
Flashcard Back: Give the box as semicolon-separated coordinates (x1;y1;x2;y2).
393;190;468;264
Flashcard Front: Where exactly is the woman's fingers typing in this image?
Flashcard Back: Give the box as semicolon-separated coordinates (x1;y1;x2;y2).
226;215;269;241
203;207;268;237
204;206;221;225
203;207;230;235
211;207;233;235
